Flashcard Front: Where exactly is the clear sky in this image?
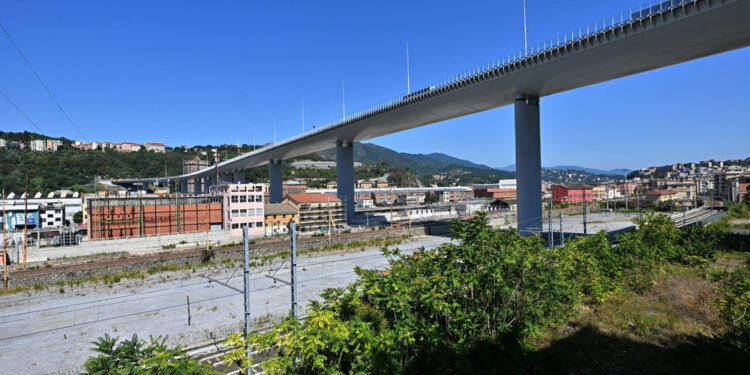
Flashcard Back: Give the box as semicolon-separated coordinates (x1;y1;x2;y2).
2;0;749;171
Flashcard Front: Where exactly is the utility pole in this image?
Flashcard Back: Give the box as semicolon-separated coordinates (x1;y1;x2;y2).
2;189;7;289
559;213;564;246
242;225;252;374
605;183;610;210
290;222;298;318
522;0;529;55
23;174;28;268
624;170;629;211
273;117;277;145
636;186;642;221
583;198;588;235
389;187;394;227
548;200;553;247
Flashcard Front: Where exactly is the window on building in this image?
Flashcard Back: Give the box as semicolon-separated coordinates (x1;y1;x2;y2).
239;195;247;203
231;196;238;203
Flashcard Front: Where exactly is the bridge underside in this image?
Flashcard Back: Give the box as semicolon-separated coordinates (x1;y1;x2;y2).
115;0;750;228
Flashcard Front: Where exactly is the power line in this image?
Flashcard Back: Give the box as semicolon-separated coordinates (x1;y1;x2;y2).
0;88;44;133
0;23;85;139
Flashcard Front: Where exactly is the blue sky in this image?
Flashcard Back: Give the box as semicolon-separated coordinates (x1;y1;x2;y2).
2;0;749;170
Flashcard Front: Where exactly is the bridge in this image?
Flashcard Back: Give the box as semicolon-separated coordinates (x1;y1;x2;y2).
114;0;750;233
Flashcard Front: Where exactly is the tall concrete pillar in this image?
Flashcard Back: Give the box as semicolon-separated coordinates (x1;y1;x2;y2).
269;160;283;203
336;142;355;222
193;178;202;195
233;171;245;184
205;175;215;194
180;179;188;194
514;93;542;235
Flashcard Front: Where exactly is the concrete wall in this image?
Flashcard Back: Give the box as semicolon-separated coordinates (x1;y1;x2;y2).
24;230;237;263
6;227;426;289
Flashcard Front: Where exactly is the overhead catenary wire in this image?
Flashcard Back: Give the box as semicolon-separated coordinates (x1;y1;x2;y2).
0;23;85;139
0;88;44;133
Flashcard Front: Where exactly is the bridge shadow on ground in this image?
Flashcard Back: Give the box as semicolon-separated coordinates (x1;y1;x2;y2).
403;325;749;375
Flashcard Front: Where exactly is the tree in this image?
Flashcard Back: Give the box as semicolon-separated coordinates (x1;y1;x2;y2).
73;211;83;224
83;334;217;374
423;191;437;204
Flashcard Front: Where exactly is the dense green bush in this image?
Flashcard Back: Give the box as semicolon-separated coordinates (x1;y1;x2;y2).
712;268;750;352
225;213;618;374
82;334;216;374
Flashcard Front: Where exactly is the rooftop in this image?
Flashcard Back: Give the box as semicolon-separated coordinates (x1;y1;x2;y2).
286;193;341;204
264;202;297;216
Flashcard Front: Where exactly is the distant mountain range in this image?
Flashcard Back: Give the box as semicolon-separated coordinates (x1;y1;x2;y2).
498;164;633;176
316;143;513;186
315;142;627;186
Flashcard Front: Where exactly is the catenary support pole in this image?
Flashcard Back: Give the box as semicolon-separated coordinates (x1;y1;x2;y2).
336;142;355;222
269;160;283;203
242;225;252;374
548;200;553;247
559;213;564;246
514;94;542;235
290;222;298;318
583;199;588;235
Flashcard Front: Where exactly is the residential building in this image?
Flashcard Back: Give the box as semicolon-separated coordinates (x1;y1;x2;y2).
645;189;687;204
144;142;166;153
730;176;750;203
326;181;338;189
217;183;264;237
592;186;607;201
264;202;298;236
282;193;344;233
119;142;141;152
283;181;307;196
39;202;65;228
0;138;5;147
473;187;516;199
46;139;63;151
357;179;373;189
498;179;517;189
72;141;92;150
357;197;374;209
714;170;744;201
552;184;593;203
30;139;47;151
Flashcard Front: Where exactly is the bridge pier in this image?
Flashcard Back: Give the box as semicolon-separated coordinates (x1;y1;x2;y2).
336;141;355;222
514;93;542;235
233;171;245;184
180;179;187;194
269;160;283;203
205;176;216;194
193;179;202;195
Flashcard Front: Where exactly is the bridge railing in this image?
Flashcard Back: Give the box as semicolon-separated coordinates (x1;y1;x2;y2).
204;0;701;177
267;0;700;151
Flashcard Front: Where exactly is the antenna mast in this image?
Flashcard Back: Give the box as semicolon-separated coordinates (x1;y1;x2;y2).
342;78;346;120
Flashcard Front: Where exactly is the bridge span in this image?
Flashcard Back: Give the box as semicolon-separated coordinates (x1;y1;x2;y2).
115;0;750;233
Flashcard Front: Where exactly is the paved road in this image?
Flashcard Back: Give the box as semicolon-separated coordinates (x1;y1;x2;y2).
0;235;452;374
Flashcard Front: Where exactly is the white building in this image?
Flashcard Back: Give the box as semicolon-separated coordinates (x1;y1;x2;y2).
30;140;47;151
144;142;166;153
498;179;517;189
39;202;65;228
0;139;6;147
